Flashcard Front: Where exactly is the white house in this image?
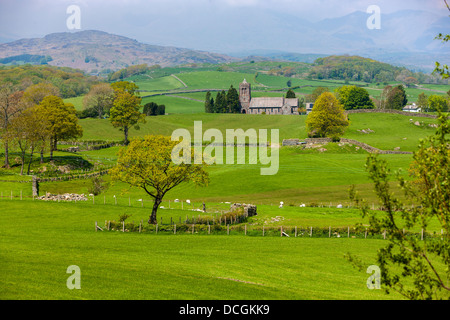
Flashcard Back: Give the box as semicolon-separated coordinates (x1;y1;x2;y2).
403;103;422;113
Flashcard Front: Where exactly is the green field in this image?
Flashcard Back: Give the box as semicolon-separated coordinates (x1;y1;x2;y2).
0;199;404;300
4;66;449;301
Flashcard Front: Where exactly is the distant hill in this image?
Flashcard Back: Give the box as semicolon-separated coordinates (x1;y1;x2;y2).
0;30;238;73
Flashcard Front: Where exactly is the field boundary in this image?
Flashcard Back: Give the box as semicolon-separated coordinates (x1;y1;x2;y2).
346;109;438;118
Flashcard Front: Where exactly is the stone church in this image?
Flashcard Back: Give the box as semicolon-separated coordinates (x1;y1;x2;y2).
239;79;299;115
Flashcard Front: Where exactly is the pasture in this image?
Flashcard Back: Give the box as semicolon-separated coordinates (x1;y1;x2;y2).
0;199;403;300
2;65;449;301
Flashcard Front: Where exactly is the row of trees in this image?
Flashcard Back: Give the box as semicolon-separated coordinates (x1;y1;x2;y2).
0;82;83;174
204;85;240;113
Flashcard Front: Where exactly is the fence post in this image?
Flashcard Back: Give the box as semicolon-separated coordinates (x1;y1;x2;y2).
295;226;297;238
208;224;211;235
245;224;247;236
365;228;367;239
329;226;331;238
310;226;312;237
122;221;125;232
280;226;283;237
421;229;423;241
174;224;176;235
95;221;98;232
348;226;350;238
139;221;142;233
227;224;229;235
263;226;265;237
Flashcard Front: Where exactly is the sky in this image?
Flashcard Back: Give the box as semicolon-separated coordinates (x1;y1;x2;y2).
0;0;448;53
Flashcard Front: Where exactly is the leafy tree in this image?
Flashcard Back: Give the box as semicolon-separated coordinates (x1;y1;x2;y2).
204;91;213;113
306;86;329;102
110;135;209;224
427;95;449;112
348;112;450;299
110;81;139;96
82;83;114;119
5;106;49;175
22;82;61;107
36;96;83;160
335;85;375;110
306;92;349;139
386;85;408;110
286;89;296;98
109;91;146;145
226;85;240;113
417;93;428;110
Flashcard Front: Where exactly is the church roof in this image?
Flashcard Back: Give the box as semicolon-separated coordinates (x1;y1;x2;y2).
249;97;298;109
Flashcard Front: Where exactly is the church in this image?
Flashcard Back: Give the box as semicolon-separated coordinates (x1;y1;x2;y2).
239;79;299;115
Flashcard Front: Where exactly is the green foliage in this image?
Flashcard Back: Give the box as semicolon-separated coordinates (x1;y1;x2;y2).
427;94;449;112
143;101;165;116
309;55;426;84
107;64;154;81
87;176;109;196
349;112;450;299
385;85;408;110
306;92;349;139
109;90;145;145
226;85;240;113
0;64;99;98
335;85;375;110
204;91;214;113
286;89;296;98
110;135;209;224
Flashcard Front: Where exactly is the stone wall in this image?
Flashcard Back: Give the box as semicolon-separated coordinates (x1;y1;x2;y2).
346;109;438;119
230;203;257;217
303;138;412;154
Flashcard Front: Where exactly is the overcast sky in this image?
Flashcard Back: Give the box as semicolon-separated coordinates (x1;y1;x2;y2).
0;0;448;52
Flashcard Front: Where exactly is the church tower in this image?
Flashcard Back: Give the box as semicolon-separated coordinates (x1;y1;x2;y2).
239;79;251;114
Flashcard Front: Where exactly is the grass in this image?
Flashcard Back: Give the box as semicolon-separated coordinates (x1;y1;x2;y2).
0;199;403;300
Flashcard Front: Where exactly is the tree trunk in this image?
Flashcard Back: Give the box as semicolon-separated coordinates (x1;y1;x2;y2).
148;197;162;224
4;141;10;168
20;151;25;175
27;146;35;175
40;147;44;164
124;126;129;146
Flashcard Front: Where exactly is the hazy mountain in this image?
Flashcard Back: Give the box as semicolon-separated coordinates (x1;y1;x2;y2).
223;9;450;72
0;30;238;72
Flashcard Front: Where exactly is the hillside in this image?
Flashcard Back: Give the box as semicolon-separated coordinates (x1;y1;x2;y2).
0;30;238;73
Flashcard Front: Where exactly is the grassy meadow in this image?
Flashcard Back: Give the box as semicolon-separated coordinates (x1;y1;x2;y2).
2;66;449;300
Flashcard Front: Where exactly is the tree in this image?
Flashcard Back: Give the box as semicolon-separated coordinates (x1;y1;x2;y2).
306;86;329;102
386;85;408;110
0;84;26;168
417;93;428;110
82;83;114;119
226;85;240;113
214;90;227;113
109;90;146;145
143;102;158;116
110;81;139;96
286;89;296;98
348;112;450;299
22;82;60;107
110;135;209;224
204;91;213;113
306;92;349;139
5;106;49;175
427;95;449;112
335;85;375;110
36;95;83;160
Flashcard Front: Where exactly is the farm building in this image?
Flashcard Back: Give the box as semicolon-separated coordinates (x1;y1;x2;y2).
239;79;299;115
402;103;422;113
